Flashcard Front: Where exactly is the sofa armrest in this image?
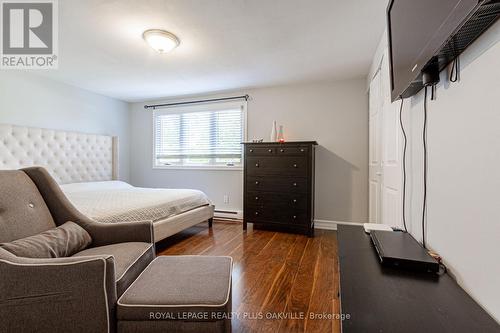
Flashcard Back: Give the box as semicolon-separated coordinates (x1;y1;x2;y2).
21;167;155;246
79;219;155;247
0;249;117;333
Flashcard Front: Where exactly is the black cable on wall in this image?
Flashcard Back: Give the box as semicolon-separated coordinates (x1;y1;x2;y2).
422;86;429;248
399;97;408;233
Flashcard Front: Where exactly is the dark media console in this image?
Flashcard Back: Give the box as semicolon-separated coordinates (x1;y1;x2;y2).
337;225;500;333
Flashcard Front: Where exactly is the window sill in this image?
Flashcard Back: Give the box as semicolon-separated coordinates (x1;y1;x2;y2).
153;165;243;171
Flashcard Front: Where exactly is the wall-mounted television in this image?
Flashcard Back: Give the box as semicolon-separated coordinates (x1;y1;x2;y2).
387;0;500;102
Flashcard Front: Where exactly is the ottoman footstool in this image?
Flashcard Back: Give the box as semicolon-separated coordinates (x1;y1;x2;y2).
117;255;233;333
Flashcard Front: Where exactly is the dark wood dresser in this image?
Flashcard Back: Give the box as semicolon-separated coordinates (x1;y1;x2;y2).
242;141;317;236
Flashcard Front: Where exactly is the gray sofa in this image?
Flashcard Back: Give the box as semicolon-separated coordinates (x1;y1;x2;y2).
0;167;155;333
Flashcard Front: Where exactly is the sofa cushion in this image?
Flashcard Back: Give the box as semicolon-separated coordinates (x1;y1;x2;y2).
73;242;154;296
0;221;92;258
0;171;57;243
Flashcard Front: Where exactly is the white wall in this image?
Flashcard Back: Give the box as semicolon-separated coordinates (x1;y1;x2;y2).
0;71;131;181
129;79;369;223
369;21;500;321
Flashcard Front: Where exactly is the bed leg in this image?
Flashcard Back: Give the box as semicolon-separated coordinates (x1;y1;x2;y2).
208;218;213;228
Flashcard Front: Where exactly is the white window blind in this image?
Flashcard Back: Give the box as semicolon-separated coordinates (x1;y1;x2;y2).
154;101;246;168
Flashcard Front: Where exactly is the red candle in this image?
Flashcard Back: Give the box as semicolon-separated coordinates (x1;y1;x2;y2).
277;125;285;142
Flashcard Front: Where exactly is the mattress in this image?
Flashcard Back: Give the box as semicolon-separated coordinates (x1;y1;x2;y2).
61;181;211;223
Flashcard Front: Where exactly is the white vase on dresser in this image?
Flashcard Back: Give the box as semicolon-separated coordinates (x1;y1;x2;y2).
270;120;277;142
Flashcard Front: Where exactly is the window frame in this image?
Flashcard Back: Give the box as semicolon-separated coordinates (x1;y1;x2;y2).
152;99;247;171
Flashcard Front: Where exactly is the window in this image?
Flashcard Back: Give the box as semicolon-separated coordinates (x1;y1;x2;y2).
153;100;247;169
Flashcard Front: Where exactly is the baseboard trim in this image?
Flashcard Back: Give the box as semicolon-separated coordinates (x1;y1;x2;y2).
314;219;364;231
213;214;363;230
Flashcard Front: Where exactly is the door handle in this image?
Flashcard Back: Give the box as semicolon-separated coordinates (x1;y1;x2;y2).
376;172;382;176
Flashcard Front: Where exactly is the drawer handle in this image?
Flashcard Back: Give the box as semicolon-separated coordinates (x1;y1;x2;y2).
293;164;297;168
268;149;273;153
255;181;260;185
300;149;305;152
280;149;284;152
255;163;259;167
293;199;297;203
293;182;297;187
255;212;259;216
249;149;254;152
255;196;259;200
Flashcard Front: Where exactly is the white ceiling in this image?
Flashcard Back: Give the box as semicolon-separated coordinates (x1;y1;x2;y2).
35;0;387;102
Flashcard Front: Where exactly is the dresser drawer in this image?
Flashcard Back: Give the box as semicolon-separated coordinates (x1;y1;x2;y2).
246;176;308;193
276;146;309;156
245;208;309;226
246;192;307;210
246;156;308;176
246;146;276;156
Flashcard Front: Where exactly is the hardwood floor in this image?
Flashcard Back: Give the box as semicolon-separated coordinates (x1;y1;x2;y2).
156;220;341;333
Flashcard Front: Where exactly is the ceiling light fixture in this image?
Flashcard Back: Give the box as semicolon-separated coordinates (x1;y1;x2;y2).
143;29;180;53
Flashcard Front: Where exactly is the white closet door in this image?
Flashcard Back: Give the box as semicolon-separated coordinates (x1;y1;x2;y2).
369;49;403;227
369;70;383;224
380;50;403;227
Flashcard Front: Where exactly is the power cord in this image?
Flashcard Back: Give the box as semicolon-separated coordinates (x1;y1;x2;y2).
422;86;429;249
429;251;447;276
399;97;408;232
450;56;460;82
438;263;447;276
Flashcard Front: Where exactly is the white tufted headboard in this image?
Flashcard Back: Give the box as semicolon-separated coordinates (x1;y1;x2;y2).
0;123;119;184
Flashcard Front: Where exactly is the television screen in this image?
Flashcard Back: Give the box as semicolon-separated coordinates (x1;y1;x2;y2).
387;0;481;101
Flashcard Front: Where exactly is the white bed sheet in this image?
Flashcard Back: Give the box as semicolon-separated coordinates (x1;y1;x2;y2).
61;181;211;223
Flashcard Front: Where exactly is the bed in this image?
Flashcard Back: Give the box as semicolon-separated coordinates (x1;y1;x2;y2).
61;180;213;241
0;123;215;242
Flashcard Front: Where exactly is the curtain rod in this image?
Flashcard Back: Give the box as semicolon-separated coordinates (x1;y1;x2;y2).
144;94;249;110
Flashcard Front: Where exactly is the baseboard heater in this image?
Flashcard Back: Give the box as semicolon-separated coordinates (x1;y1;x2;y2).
214;210;242;220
